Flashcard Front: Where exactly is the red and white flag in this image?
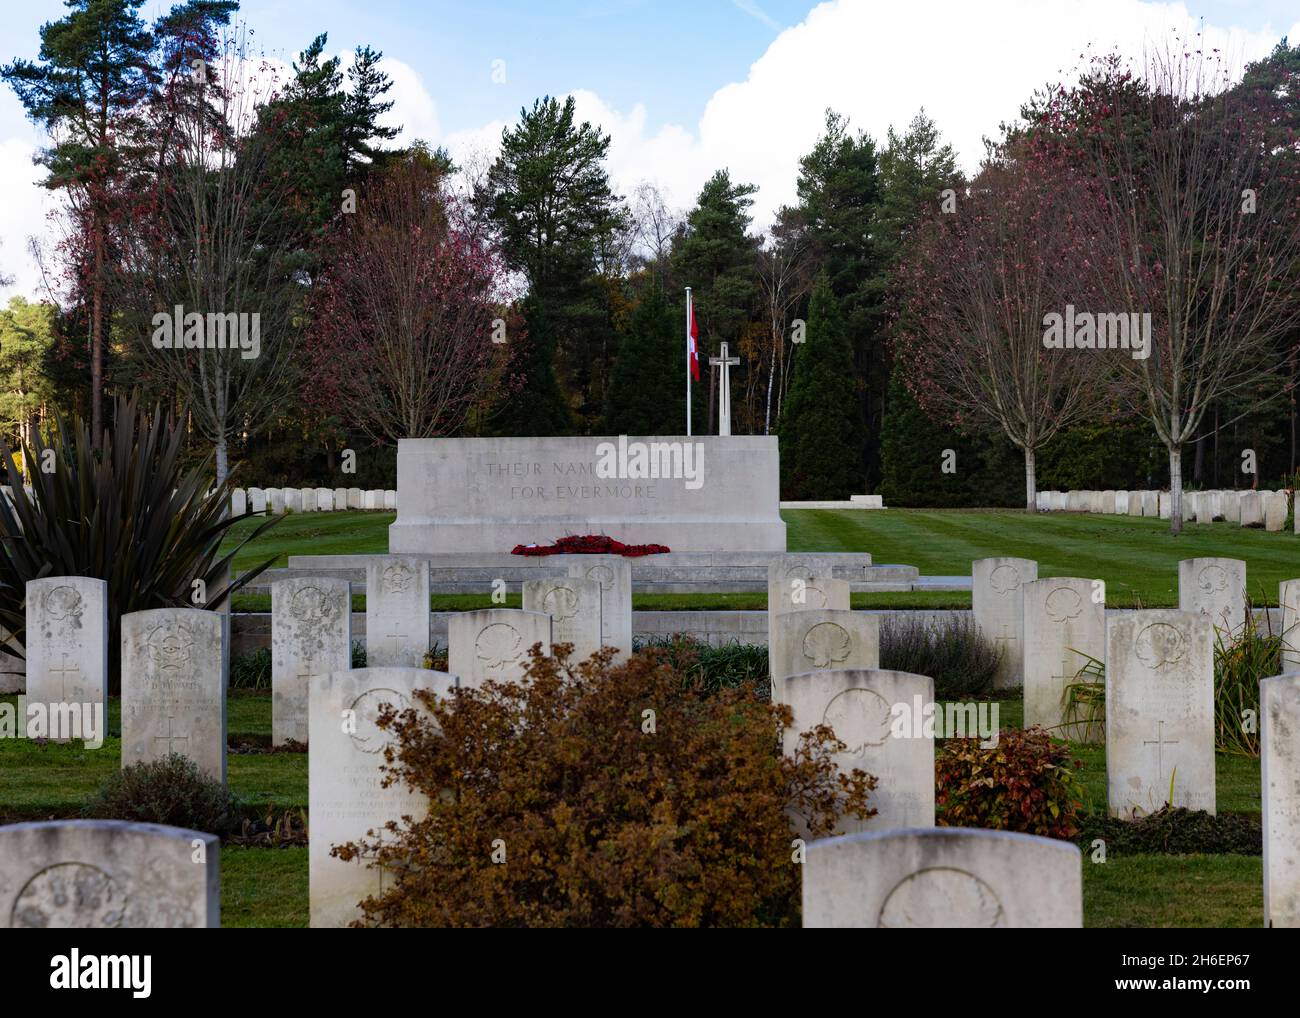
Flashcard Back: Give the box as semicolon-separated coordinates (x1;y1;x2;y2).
687;292;700;382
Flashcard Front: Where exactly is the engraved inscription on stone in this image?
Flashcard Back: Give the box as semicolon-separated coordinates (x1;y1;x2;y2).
802;622;852;668
348;688;410;754
11;863;123;928
822;687;892;758
876;867;1004;928
476;623;523;672
1134;622;1185;669
382;562;414;595
42;586;84;624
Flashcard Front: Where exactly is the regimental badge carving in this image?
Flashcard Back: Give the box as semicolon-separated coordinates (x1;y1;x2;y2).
348;687;410;754
989;565;1021;596
382;562;415;595
42;585;84;624
802;584;830;610
144;621;195;677
802;622;852;669
1045;586;1083;623
1135;622;1186;669
877;868;1004;928
11;863;125;928
289;584;343;623
1196;565;1228;596
822;687;892;757
586;565;614;590
541;585;579;621
476;623;523;671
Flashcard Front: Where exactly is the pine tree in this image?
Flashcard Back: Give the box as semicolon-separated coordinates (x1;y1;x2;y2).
602;289;685;435
492;297;573;437
777;276;864;499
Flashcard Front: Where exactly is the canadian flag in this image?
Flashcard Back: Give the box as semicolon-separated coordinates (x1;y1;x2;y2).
687;292;700;382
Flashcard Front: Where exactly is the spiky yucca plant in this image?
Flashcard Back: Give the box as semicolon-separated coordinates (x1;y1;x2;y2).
0;392;278;691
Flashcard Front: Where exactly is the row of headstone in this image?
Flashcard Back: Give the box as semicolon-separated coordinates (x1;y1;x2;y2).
234;487;397;515
1036;488;1291;531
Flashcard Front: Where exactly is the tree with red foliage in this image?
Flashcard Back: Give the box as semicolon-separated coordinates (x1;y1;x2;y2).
306;155;519;442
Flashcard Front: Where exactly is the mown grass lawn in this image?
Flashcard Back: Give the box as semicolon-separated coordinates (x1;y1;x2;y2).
223;508;1299;607
215;846;1264;928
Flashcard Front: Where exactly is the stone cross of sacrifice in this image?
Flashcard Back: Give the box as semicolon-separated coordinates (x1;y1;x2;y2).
708;342;741;436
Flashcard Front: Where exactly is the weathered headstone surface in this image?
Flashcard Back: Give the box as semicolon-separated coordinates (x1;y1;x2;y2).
448;609;552;689
284;488;301;513
347;488;363;509
384;490;397;511
1115;491;1129;514
564;555;633;661
1177;557;1246;637
1240;492;1264;527
248;487;266;514
272;577;352;746
767;556;850;615
1105;610;1215;817
25;576;108;742
802;827;1082;928
333;487;348;511
1222;491;1241;523
1022;577;1104;741
1125;490;1143;517
1263;673;1300;928
310;667;456;928
972;557;1037;690
231;488;247;516
0;820;219;928
363;489;380;510
1282;580;1300;673
523;576;602;662
299;488;316;512
770;609;879;705
365;556;429;667
315;488;334;511
268;488;285;515
1140;491;1158;517
121;609;227;783
1264;493;1288;532
783;668;934;831
1158;491;1171;519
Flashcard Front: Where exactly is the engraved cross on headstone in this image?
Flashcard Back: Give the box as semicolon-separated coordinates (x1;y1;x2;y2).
1142;720;1180;784
49;653;81;701
153;715;190;755
385;629;408;657
708;341;741;437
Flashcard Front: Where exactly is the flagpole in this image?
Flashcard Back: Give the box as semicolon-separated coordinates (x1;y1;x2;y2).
685;286;692;437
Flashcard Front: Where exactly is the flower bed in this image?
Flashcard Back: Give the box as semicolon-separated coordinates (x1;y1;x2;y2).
511;535;670;557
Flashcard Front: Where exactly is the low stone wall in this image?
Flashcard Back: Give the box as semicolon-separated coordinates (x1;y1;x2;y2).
1035;488;1293;532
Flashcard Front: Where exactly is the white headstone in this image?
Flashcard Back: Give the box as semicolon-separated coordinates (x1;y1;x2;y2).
267;488;285;515
1263;672;1300;928
1240;491;1264;527
1115;490;1129;514
1140;491;1158;517
347;488;363;509
1177;557;1246;637
565;555;633;662
333;487;349;511
299;487;316;512
1222;491;1242;523
121;609;227;783
231;488;247;516
447;608;552;690
272;577;352;746
766;555;851;672
384;489;397;511
1105;610;1215;817
315;487;334;511
1281;580;1300;673
972;557;1037;690
770;609;879;705
363;489;380;510
802;827;1082;928
783;668;934;831
249;487;266;514
523;576;602;662
1022;577;1105;741
309;667;456;927
25;577;108;743
0;820;219;927
1264;493;1288;532
365;557;429;667
284;488;301;513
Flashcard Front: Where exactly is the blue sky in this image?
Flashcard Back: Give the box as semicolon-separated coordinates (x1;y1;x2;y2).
2;1;1298;299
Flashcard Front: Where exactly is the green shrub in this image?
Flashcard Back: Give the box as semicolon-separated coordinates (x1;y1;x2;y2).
0;392;278;691
936;725;1085;839
1076;807;1261;857
84;753;241;836
635;635;770;696
880;614;998;698
352;640;367;667
230;647;272;690
1214;603;1277;757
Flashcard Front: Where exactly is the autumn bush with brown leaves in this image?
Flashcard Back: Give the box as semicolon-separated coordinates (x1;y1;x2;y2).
335;644;876;927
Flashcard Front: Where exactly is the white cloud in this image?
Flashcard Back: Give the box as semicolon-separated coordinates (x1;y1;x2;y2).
373;56;440;148
0;137;59;303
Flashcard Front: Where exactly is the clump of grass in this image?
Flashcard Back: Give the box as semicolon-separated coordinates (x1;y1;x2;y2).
880;614;999;698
